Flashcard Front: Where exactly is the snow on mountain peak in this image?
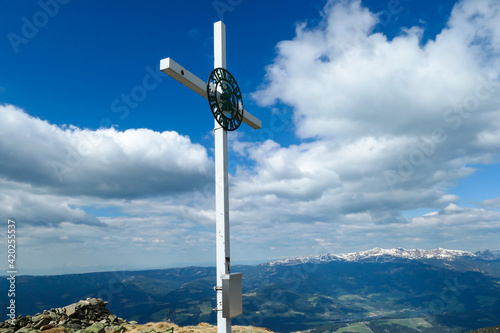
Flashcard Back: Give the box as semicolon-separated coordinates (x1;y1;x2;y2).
264;247;478;266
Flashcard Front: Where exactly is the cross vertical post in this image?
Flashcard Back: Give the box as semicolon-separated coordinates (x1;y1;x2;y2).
160;20;261;333
213;21;231;333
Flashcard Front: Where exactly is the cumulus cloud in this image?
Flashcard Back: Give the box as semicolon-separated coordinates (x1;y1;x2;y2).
254;0;500;141
478;196;500;209
0;177;105;228
0;104;214;237
250;0;500;196
229;0;500;253
9;198;218;274
0;104;213;198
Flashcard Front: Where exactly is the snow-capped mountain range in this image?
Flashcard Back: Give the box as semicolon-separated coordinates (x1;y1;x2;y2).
264;247;500;266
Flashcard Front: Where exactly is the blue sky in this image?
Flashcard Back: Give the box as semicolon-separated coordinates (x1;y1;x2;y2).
1;0;500;275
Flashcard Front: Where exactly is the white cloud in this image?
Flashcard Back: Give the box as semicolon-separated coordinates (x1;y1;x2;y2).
0;104;215;267
478;196;500;209
0;178;103;227
2;0;500;274
250;0;499;196
0;104;213;198
255;0;500;140
231;0;500;254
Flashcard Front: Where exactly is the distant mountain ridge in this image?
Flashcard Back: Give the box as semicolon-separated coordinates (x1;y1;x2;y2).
2;247;500;332
264;247;500;266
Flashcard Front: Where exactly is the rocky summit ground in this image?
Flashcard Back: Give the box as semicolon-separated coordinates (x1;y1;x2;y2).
2;298;500;333
0;298;275;333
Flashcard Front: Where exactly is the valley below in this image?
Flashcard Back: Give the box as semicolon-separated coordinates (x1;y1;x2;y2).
2;248;500;332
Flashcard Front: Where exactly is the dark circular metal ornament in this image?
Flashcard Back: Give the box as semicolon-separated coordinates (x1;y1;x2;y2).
207;68;244;131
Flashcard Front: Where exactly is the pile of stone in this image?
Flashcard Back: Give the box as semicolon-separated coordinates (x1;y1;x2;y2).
0;298;131;333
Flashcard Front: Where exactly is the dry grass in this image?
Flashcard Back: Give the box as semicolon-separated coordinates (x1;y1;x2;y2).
121;322;276;333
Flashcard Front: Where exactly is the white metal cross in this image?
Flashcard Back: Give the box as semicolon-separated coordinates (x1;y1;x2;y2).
160;21;261;333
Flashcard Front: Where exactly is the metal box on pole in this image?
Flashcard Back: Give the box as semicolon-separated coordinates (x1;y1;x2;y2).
221;273;242;319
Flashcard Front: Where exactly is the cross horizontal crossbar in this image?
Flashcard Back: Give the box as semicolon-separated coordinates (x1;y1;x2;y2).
160;57;262;130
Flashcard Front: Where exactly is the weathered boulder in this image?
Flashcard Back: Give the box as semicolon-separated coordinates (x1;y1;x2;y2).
0;328;15;333
63;304;79;318
32;317;51;330
84;322;105;333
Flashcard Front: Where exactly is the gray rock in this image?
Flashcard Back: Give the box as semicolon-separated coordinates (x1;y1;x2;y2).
87;299;99;307
62;321;80;330
13;317;29;329
108;325;125;333
84;322;105;333
33;318;51;330
69;319;81;327
40;323;56;331
79;301;90;307
64;303;80;317
0;328;14;333
87;310;96;322
13;329;28;333
15;328;37;333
